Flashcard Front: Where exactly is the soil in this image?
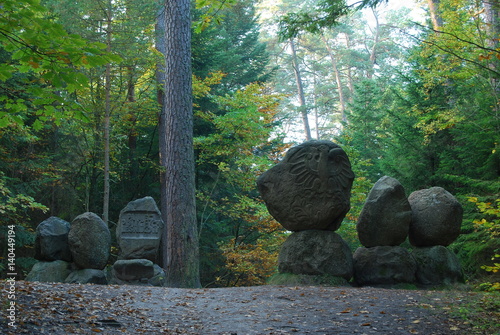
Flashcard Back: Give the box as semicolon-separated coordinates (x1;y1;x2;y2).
1;280;496;334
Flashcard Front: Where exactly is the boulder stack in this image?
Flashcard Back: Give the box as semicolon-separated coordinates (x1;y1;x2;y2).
353;179;464;287
258;140;355;282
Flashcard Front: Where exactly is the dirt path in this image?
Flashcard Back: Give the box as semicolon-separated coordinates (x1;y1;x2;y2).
0;281;494;334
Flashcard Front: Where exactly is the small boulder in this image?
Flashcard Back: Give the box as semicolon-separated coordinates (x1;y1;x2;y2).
34;217;72;262
278;230;353;280
112;259;155;281
64;269;108;285
353;246;417;286
408;187;463;247
68;212;111;270
412;246;464;285
257;140;354;231
116;196;164;263
25;260;72;283
356;176;411;247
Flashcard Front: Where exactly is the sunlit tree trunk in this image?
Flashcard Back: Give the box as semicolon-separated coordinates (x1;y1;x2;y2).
427;0;443;30
322;35;346;124
290;38;312;141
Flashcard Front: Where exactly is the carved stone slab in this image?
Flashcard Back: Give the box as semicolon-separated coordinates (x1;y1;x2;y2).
116;197;164;263
257;140;354;231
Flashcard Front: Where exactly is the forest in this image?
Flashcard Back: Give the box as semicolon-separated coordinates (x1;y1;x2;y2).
0;0;499;291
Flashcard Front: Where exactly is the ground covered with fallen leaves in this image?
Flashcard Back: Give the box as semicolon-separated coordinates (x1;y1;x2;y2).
1;280;498;334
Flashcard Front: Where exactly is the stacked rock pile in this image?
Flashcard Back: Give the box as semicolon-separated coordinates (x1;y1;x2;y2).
257;140;356;283
107;196;166;286
27;213;110;284
354;177;464;286
27;197;166;287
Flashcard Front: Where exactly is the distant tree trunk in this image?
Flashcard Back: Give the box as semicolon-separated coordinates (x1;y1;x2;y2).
159;0;201;288
290;38;312;141
483;0;500;93
322;35;346;124
344;33;354;98
126;66;138;182
427;0;443;30
102;0;112;224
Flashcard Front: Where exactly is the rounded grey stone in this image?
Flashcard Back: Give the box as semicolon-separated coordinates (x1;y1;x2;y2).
68;212;111;270
411;246;464;285
34;217;72;262
25;260;71;283
408;187;463;247
356;176;411;247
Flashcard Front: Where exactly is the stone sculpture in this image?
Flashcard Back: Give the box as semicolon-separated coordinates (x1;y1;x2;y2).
257;140;355;232
116;196;164;263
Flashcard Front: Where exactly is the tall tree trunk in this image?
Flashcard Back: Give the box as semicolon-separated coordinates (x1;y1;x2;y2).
427;0;444;30
102;0;112;224
322;35;347;124
290;38;312;141
344;33;354;98
483;0;500;94
159;0;200;288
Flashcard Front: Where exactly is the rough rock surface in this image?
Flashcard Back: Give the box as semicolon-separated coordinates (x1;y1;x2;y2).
353;246;417;286
34;216;72;262
412;246;464;285
408;187;463;247
112;259;155;282
64;269;108;285
356;176;412;247
68;212;111;270
25;260;72;283
257;140;354;231
116;196;164;263
278;230;353;280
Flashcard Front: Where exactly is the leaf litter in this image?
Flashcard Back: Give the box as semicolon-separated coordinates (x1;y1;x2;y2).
0;280;496;334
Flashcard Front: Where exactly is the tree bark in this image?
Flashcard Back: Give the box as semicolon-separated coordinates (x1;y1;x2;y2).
427;0;444;30
159;0;201;288
322;35;347;124
290;38;312;141
102;0;112;224
483;0;500;92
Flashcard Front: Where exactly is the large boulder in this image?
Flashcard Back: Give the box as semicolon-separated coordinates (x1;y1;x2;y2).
65;269;108;285
25;260;72;283
68;212;111;270
353;246;417;286
278;230;353;280
412;246;464;285
34;217;72;262
356;176;412;247
116;196;164;263
408;187;463;247
257;140;354;231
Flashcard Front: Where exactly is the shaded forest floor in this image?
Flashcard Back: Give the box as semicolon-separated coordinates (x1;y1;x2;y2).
1;280;499;334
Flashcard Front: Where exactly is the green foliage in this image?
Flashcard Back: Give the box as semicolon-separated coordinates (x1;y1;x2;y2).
278;0;389;39
467;197;500;291
0;0;120;128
